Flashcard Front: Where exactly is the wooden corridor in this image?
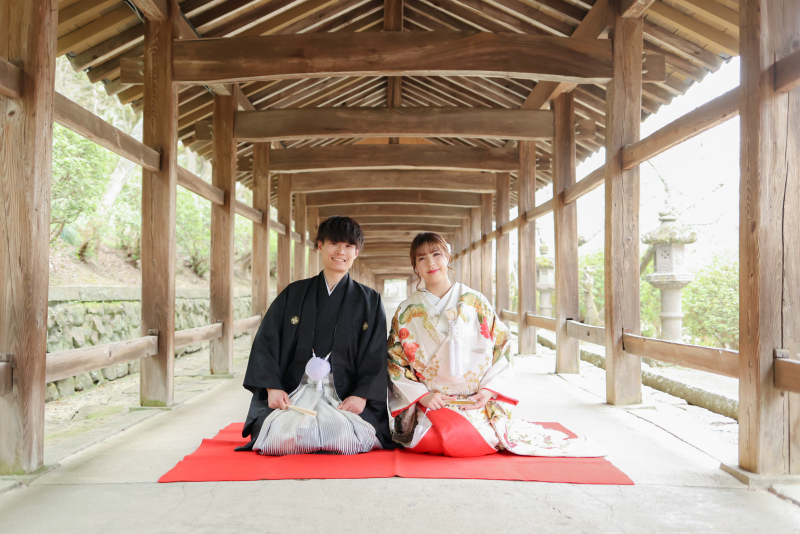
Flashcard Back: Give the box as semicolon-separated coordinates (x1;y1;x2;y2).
1;0;800;478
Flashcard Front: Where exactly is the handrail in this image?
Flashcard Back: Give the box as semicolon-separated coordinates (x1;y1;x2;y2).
174;323;223;350
500;309;519;323
46;335;158;383
526;313;556;331
564;166;604;205
233;315;262;335
566;320;605;346
622;333;739;379
774;356;800;394
234;200;263;224
177;167;224;205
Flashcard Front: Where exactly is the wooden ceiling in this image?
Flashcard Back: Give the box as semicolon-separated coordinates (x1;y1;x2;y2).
57;0;737;211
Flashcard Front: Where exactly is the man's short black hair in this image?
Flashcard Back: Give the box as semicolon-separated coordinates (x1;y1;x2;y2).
315;216;365;251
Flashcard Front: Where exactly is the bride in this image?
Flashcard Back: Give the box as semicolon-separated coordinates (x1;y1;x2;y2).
387;232;602;458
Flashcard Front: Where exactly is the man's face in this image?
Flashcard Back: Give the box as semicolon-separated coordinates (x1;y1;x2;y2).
319;239;359;273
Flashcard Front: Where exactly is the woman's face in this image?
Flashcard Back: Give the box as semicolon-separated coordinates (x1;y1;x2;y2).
414;246;450;286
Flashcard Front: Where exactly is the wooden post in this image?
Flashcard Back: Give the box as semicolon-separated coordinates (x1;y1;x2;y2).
481;193;494;302
251;143;270;344
553;93;580;374
294;193;307;281
140;0;178;407
604;0;642;405
453;231;462;283
496;173;511;312
210;90;237;376
0;0;56;475
308;206;319;275
276;174;292;293
461;221;471;285
376;277;385;296
518;141;537;354
407;276;414;298
738;0;800;474
470;207;481;290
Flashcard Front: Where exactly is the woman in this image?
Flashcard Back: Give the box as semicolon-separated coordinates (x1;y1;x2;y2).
388;232;601;458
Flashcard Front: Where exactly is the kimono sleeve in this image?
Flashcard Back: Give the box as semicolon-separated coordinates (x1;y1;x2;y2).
478;307;520;405
350;290;390;402
242;286;287;393
387;305;430;417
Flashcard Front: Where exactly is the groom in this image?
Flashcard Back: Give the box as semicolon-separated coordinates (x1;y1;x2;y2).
237;215;392;450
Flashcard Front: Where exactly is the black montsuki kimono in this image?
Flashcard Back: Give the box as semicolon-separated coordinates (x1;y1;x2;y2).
238;271;392;450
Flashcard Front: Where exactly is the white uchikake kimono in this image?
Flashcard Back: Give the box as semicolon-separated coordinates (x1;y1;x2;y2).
388;283;603;457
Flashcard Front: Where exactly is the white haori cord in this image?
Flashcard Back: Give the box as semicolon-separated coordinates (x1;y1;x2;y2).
306;350;332;390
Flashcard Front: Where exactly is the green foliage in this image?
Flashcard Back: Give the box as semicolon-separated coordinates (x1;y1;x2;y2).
578;251;605;324
639;260;661;338
683;256;739;349
50;124;112;242
109;174;142;266
176;187;211;277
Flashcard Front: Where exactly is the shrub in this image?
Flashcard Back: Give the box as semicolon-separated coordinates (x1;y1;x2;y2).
683;256;739;349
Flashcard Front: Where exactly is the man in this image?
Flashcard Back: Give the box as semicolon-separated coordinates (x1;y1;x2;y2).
237;216;391;452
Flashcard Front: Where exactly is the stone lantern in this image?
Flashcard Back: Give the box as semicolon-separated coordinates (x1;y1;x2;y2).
642;210;697;342
536;244;555;318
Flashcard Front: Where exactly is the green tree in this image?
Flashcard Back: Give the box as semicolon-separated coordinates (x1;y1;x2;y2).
176;187;211;277
683;256;739;349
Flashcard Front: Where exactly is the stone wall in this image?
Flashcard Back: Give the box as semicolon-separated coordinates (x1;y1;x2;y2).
46;287;253;402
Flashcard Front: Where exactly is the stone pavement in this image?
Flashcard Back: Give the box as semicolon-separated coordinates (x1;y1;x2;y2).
2;339;800;533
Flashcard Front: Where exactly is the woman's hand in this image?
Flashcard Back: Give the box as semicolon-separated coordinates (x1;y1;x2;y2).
419;392;455;410
267;388;291;410
463;389;494;411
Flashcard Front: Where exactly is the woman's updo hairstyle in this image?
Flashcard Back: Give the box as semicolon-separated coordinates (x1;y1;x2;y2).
409;232;453;289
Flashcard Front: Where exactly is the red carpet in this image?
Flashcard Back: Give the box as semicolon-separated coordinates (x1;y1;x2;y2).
159;423;633;485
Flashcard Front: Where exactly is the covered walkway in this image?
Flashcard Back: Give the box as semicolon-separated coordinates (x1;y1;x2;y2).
2;340;799;533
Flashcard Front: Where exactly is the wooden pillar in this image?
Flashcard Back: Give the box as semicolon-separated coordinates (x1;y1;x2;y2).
276;174;292;294
140;1;179;407
604;0;642;405
495;173;511;312
0;0;56;475
453;231;462;283
294;193;307;281
251;144;270;344
376;277;385;296
518;142;537;354
470;207;481;290
307;206;319;274
481;193;494;302
553;93;580;374
738;0;800;474
461;221;471;285
407;276;414;297
209;90;237;375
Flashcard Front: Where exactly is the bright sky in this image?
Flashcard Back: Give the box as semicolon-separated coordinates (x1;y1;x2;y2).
533;58;741;269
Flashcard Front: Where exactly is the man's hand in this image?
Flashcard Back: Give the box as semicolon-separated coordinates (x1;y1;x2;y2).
267;388;291;410
419;392;456;410
463;389;494;411
338;396;367;414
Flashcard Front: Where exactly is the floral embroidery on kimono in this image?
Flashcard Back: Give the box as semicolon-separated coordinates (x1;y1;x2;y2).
388;283;604;458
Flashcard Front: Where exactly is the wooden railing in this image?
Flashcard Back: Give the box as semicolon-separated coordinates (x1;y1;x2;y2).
565;320;605;346
233;315;262;335
174;323;223;350
774;355;800;395
46;336;159;383
621;333;739;379
526;313;556;331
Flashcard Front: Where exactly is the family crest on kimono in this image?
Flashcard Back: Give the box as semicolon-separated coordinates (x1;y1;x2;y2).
237;216;391;455
388;232;603;458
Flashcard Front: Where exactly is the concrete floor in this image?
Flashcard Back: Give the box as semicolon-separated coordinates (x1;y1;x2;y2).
2;350;800;533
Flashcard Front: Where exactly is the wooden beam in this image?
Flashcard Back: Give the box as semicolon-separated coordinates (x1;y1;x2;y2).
294;193;307;281
360;224;456;235
290;170;496;193
235;108;564;141
385;0;403;144
604;0;642;405
270;145;519;172
566;320;605;346
46;336;159;383
140;0;178;408
173;32;615;85
174;323;223;350
481;193;493;300
129;0;169;20
54;92;161;172
234;315;263;335
495;173;511;312
276;174;292;293
527;313;556;331
775;48;800;94
620;0;655;18
647;0;738;56
346;215;464;226
553;93;579;374
518;141;537;354
775;357;800;396
177;166;224;205
235;201;263;224
622;87;740;170
622;334;739;379
209;91;237;376
251;144;270;342
305;190;482;208
738;0;800;475
0;0;56;475
564;166;604;204
0;55;23;99
319;204;470;219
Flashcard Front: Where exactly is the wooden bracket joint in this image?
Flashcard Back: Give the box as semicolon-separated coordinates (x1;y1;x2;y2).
0;354;13;396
